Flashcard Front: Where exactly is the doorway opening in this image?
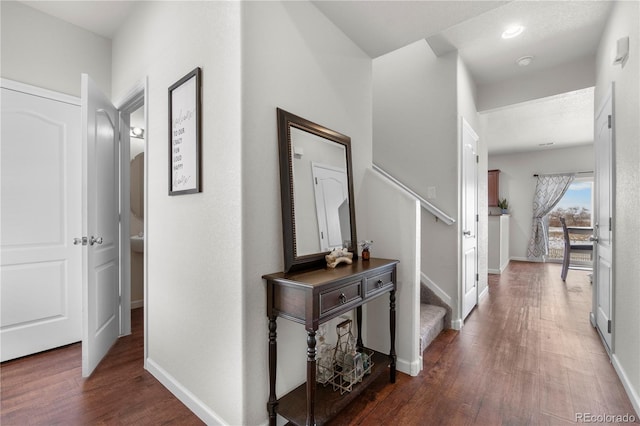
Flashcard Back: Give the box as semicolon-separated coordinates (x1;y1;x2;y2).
129;105;145;311
546;177;593;263
116;79;148;366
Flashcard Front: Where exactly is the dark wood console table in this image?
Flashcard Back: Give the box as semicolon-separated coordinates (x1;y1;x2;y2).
263;258;399;426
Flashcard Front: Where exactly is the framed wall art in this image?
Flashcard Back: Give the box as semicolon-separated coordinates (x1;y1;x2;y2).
168;67;201;195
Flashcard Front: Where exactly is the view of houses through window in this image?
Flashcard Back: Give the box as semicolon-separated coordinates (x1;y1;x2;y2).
546;179;593;262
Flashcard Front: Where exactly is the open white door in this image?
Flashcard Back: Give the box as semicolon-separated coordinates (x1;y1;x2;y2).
81;74;121;376
461;118;479;320
593;85;614;351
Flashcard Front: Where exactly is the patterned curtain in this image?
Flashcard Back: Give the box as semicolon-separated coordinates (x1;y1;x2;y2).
526;174;575;260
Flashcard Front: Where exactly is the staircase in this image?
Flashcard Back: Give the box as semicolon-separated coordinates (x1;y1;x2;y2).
419;304;446;354
419;282;450;354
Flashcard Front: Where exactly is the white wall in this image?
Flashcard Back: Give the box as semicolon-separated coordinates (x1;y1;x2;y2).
241;2;375;424
361;169;421;375
488;145;595;261
373;40;457;210
477;56;596;112
0;1;111;97
112;2;243;424
595;0;640;415
373;41;461;322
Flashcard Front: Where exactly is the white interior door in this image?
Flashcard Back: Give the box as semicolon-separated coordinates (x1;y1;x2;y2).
312;163;349;251
593;85;614;351
0;81;82;361
81;74;121;376
461;118;479;320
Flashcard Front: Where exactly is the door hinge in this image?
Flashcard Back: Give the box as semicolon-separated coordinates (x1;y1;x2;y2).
608;320;612;333
320;231;324;239
608;115;612;129
476;155;479;163
609;217;612;231
476;273;479;282
476;214;479;222
315;177;318;185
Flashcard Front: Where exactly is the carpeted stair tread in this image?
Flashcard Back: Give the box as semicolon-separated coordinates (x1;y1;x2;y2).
420;304;446;354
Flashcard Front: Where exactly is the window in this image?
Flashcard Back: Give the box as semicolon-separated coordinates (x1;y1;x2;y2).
547;178;593;261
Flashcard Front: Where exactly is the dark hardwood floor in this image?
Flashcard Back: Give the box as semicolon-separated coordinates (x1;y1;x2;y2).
329;261;638;425
2;262;637;425
1;308;203;425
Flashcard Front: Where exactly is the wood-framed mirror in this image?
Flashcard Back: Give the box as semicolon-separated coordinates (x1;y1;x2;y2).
277;108;358;272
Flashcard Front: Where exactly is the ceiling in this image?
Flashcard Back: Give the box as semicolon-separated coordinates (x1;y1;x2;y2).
423;1;612;86
20;1;137;39
480;87;595;155
312;0;611;154
20;0;613;154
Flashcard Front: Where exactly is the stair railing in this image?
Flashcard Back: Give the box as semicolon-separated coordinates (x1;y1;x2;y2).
372;163;456;225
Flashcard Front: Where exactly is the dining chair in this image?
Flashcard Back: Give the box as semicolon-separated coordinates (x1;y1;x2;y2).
559;217;593;281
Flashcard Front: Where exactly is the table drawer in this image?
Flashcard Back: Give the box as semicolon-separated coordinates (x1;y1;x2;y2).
320;280;362;315
365;270;394;295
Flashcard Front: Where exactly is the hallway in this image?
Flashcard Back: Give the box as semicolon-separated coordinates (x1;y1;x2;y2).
1;262;637;425
330;261;638;425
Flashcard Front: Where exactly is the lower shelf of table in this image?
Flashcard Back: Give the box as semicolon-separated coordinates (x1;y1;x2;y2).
277;349;391;426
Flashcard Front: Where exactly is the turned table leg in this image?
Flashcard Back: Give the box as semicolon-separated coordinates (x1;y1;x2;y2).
306;330;317;426
267;316;278;426
389;289;397;383
356;306;363;352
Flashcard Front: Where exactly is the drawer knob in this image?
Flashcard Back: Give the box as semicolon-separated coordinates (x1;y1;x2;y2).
339;293;347;304
376;279;383;288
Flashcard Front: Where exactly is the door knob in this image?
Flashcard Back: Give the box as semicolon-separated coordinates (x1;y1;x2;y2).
73;237;87;246
463;230;471;236
589;236;599;243
90;236;103;245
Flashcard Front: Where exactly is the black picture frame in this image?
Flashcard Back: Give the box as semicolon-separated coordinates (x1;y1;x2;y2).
168;67;202;195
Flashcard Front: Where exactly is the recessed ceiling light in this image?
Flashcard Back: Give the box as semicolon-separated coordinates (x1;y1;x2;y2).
502;25;525;39
517;56;534;66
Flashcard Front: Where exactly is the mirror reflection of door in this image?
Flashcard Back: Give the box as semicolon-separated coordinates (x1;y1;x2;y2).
312;163;349;251
290;126;350;256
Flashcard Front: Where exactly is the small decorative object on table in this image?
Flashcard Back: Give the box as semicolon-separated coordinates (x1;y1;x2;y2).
359;240;374;261
325;248;353;268
498;198;509;214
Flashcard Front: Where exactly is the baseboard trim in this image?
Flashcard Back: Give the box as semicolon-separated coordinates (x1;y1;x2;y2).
397;355;422;377
131;299;144;309
451;318;463;330
510;256;533;262
420;272;452;306
479;285;489;300
489;260;511;275
611;354;640;418
500;259;510;272
146;358;225;425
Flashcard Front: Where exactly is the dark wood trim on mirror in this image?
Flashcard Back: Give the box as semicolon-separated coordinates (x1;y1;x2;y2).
276;108;358;272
